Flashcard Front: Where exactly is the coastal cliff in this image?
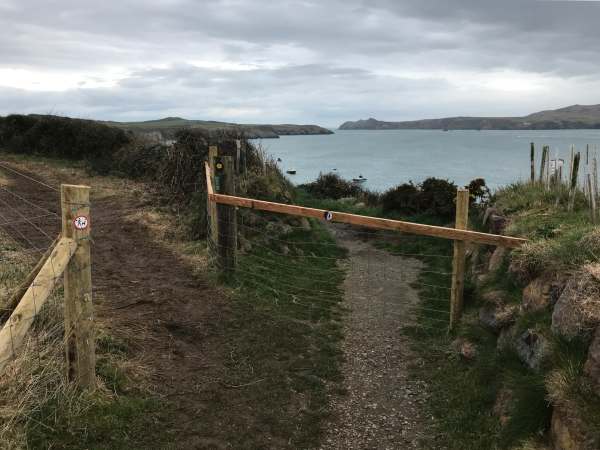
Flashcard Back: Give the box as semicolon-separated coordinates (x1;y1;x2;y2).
340;104;600;130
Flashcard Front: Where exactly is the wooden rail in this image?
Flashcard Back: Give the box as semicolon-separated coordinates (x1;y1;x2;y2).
0;237;77;373
204;163;526;248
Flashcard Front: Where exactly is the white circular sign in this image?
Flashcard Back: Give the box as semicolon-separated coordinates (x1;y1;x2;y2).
324;211;333;221
73;216;89;230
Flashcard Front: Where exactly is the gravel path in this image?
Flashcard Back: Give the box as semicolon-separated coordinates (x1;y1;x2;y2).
322;224;432;450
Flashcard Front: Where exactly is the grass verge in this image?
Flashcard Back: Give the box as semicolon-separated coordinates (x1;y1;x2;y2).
197;220;347;448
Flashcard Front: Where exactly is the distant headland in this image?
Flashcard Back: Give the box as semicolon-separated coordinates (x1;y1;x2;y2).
105;117;333;139
339;104;600;130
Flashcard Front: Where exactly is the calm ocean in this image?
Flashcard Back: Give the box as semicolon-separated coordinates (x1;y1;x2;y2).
258;129;600;192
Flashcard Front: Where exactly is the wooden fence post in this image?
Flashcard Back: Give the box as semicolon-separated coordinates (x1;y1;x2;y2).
450;188;469;331
568;152;581;211
530;142;535;183
539;146;546;184
61;184;95;389
208;145;219;249
588;173;597;224
215;156;237;275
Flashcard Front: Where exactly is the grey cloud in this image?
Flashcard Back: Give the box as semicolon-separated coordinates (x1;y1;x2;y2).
1;0;600;123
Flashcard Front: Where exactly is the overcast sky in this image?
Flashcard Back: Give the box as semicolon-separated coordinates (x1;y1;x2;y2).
1;0;599;125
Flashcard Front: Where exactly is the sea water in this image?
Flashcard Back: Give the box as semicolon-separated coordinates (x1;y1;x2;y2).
258;129;600;192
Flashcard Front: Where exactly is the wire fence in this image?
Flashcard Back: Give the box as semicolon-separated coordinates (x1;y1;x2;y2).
0;163;82;442
206;211;454;335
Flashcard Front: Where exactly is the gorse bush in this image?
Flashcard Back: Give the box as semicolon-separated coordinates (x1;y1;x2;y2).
381;177;460;219
301;172;362;199
303;172;484;220
419;177;458;217
381;182;419;213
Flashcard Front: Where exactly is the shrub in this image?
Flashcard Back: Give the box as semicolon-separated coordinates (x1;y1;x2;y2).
467;178;490;206
381;182;419;213
301;172;362;199
0;114;130;173
418;177;457;218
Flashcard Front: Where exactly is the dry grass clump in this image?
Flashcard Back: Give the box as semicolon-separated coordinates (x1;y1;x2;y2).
0;290;69;448
545;359;588;406
556;265;600;330
0;234;96;448
580;229;600;259
510;226;598;281
0;243;36;311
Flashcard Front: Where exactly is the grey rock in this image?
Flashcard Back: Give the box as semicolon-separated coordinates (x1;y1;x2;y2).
479;304;518;332
584;328;600;397
489;214;508;234
515;329;550;371
488;247;507;272
482;207;498;226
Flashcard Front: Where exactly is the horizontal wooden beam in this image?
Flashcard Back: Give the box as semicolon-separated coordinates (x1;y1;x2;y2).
209;192;527;248
0;237;77;374
0;234;59;322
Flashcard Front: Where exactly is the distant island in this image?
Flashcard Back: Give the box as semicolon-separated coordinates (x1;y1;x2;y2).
339;104;600;130
105;117;333;139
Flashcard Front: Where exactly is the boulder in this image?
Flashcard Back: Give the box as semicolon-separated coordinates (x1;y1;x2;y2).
551;402;599;450
584;328;600;397
489;213;508;234
479;304;518;332
552;267;600;340
515;329;551;371
483;207;498;225
488;246;507;272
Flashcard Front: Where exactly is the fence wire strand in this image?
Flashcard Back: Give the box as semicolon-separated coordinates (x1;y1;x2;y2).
207;207;453;335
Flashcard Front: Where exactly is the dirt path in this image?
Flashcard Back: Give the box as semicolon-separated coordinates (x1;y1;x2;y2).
323;224;431;450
